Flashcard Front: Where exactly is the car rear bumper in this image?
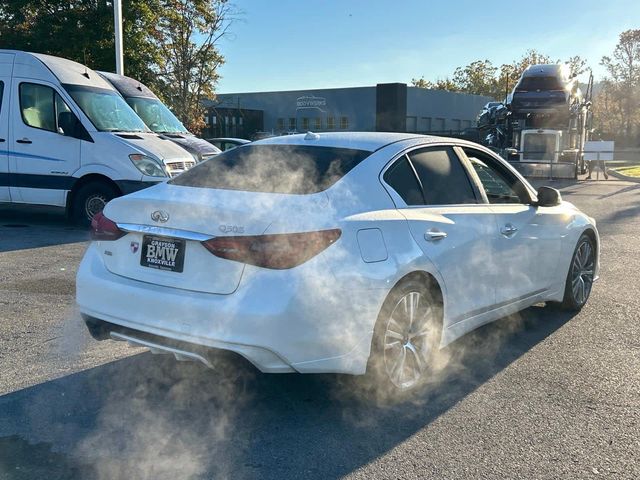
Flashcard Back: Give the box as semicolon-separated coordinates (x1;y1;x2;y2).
76;243;382;374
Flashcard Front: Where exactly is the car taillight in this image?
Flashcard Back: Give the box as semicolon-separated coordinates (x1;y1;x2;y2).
90;211;125;241
201;229;341;269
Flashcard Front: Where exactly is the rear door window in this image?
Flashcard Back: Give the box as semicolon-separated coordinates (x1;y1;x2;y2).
383;156;424;205
170;144;371;194
408;147;477;205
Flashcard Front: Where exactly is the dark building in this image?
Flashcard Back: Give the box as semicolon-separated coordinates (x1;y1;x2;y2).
203;83;492;139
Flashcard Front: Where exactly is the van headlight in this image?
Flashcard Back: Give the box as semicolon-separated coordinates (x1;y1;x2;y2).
129;154;167;177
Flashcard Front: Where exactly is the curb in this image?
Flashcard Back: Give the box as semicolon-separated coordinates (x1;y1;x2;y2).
608;169;640;183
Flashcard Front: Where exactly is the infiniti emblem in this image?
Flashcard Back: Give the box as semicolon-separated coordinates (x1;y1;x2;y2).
151;210;169;223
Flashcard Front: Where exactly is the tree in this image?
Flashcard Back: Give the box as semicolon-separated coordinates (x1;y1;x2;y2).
565;55;588;78
411;49;588;102
411;76;459;91
154;0;236;133
599;29;640;138
0;0;163;90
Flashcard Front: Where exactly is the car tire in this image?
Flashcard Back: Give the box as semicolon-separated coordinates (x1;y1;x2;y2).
554;233;596;311
72;181;119;226
365;278;443;396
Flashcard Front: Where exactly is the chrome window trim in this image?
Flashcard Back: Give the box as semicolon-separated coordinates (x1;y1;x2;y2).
378;142;485;209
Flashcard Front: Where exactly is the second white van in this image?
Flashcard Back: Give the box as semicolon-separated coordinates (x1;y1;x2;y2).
0;50;197;223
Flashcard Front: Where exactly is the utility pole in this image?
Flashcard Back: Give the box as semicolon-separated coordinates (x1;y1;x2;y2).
114;0;124;74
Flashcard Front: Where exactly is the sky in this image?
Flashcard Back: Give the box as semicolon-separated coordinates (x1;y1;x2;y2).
216;0;640;94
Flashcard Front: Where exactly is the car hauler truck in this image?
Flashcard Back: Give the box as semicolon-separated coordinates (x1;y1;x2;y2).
477;64;593;179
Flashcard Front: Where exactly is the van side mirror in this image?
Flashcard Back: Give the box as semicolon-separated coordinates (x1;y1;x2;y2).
535;186;562;207
57;111;93;142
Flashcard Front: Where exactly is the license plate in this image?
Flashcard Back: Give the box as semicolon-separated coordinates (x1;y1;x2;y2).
140;235;185;272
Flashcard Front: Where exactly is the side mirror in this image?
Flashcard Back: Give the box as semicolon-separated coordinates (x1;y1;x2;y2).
58;111;79;137
57;111;92;142
536;186;562;207
505;148;518;157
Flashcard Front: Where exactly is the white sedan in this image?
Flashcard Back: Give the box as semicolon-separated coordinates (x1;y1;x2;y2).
76;132;599;391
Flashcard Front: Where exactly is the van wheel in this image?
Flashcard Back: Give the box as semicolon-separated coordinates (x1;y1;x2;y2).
72;181;119;226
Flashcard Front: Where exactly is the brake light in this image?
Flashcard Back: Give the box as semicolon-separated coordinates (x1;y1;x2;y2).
201;229;341;269
90;211;125;241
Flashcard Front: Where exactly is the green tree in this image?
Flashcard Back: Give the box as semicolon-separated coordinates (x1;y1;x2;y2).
0;0;163;90
412;49;589;102
452;59;500;98
411;76;459;91
154;0;236;133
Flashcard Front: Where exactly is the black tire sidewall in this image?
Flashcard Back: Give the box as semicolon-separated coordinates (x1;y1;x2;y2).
72;182;118;226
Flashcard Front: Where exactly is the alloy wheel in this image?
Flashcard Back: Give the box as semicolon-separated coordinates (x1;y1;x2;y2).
570;239;595;306
383;291;436;390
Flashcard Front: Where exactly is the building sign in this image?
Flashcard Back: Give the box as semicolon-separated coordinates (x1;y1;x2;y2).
296;95;327;111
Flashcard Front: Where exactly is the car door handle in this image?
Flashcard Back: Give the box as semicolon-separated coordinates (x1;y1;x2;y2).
0;138;5;143
424;229;447;242
16;138;32;144
500;224;518;237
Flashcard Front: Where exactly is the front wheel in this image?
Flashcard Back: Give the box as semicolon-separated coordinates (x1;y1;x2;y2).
71;181;119;226
367;279;442;393
556;234;596;311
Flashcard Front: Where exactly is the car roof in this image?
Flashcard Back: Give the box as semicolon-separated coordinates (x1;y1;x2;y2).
253;132;442;152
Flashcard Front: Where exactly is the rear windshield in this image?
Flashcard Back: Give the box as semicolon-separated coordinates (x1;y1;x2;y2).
515;76;565;92
169;144;371;194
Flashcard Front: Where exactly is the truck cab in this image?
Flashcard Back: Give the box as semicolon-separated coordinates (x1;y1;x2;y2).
0;50;196;223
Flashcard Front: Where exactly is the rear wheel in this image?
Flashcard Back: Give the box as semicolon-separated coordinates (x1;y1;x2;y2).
556;234;595;311
367;279;442;393
71;181;119;226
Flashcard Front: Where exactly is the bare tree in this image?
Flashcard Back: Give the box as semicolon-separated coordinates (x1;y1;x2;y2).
600;29;640;138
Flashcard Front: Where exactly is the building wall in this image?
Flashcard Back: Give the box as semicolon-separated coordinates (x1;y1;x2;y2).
214;87;377;135
210;84;493;138
406;87;493;133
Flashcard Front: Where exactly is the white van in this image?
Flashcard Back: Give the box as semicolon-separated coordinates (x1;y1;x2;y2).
0;50;197;223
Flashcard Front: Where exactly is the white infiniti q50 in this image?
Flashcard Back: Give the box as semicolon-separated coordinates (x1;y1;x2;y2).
76;132;599;390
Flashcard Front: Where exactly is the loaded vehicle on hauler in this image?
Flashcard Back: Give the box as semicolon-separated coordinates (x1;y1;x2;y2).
0;50;197;224
478;64;594;179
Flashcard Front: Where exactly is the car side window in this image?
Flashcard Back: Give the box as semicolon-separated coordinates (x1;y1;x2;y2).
383;156;424;206
0;81;4;112
20;83;56;131
463;148;529;204
408;147;477;205
20;83;76;136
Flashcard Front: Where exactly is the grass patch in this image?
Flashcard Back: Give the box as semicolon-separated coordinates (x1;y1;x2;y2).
614;166;640;178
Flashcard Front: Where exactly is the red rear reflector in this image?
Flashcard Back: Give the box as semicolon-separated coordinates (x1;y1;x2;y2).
90;212;125;241
201;229;341;269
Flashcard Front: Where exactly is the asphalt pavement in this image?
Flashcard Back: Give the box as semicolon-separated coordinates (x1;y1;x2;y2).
0;178;639;479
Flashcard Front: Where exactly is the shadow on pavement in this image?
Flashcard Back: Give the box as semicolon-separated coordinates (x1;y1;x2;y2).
0;205;88;253
0;305;578;480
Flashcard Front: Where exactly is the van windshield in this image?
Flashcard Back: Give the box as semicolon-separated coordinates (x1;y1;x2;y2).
126;97;188;134
63;84;149;133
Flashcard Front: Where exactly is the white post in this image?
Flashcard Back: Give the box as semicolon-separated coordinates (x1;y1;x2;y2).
114;0;124;75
